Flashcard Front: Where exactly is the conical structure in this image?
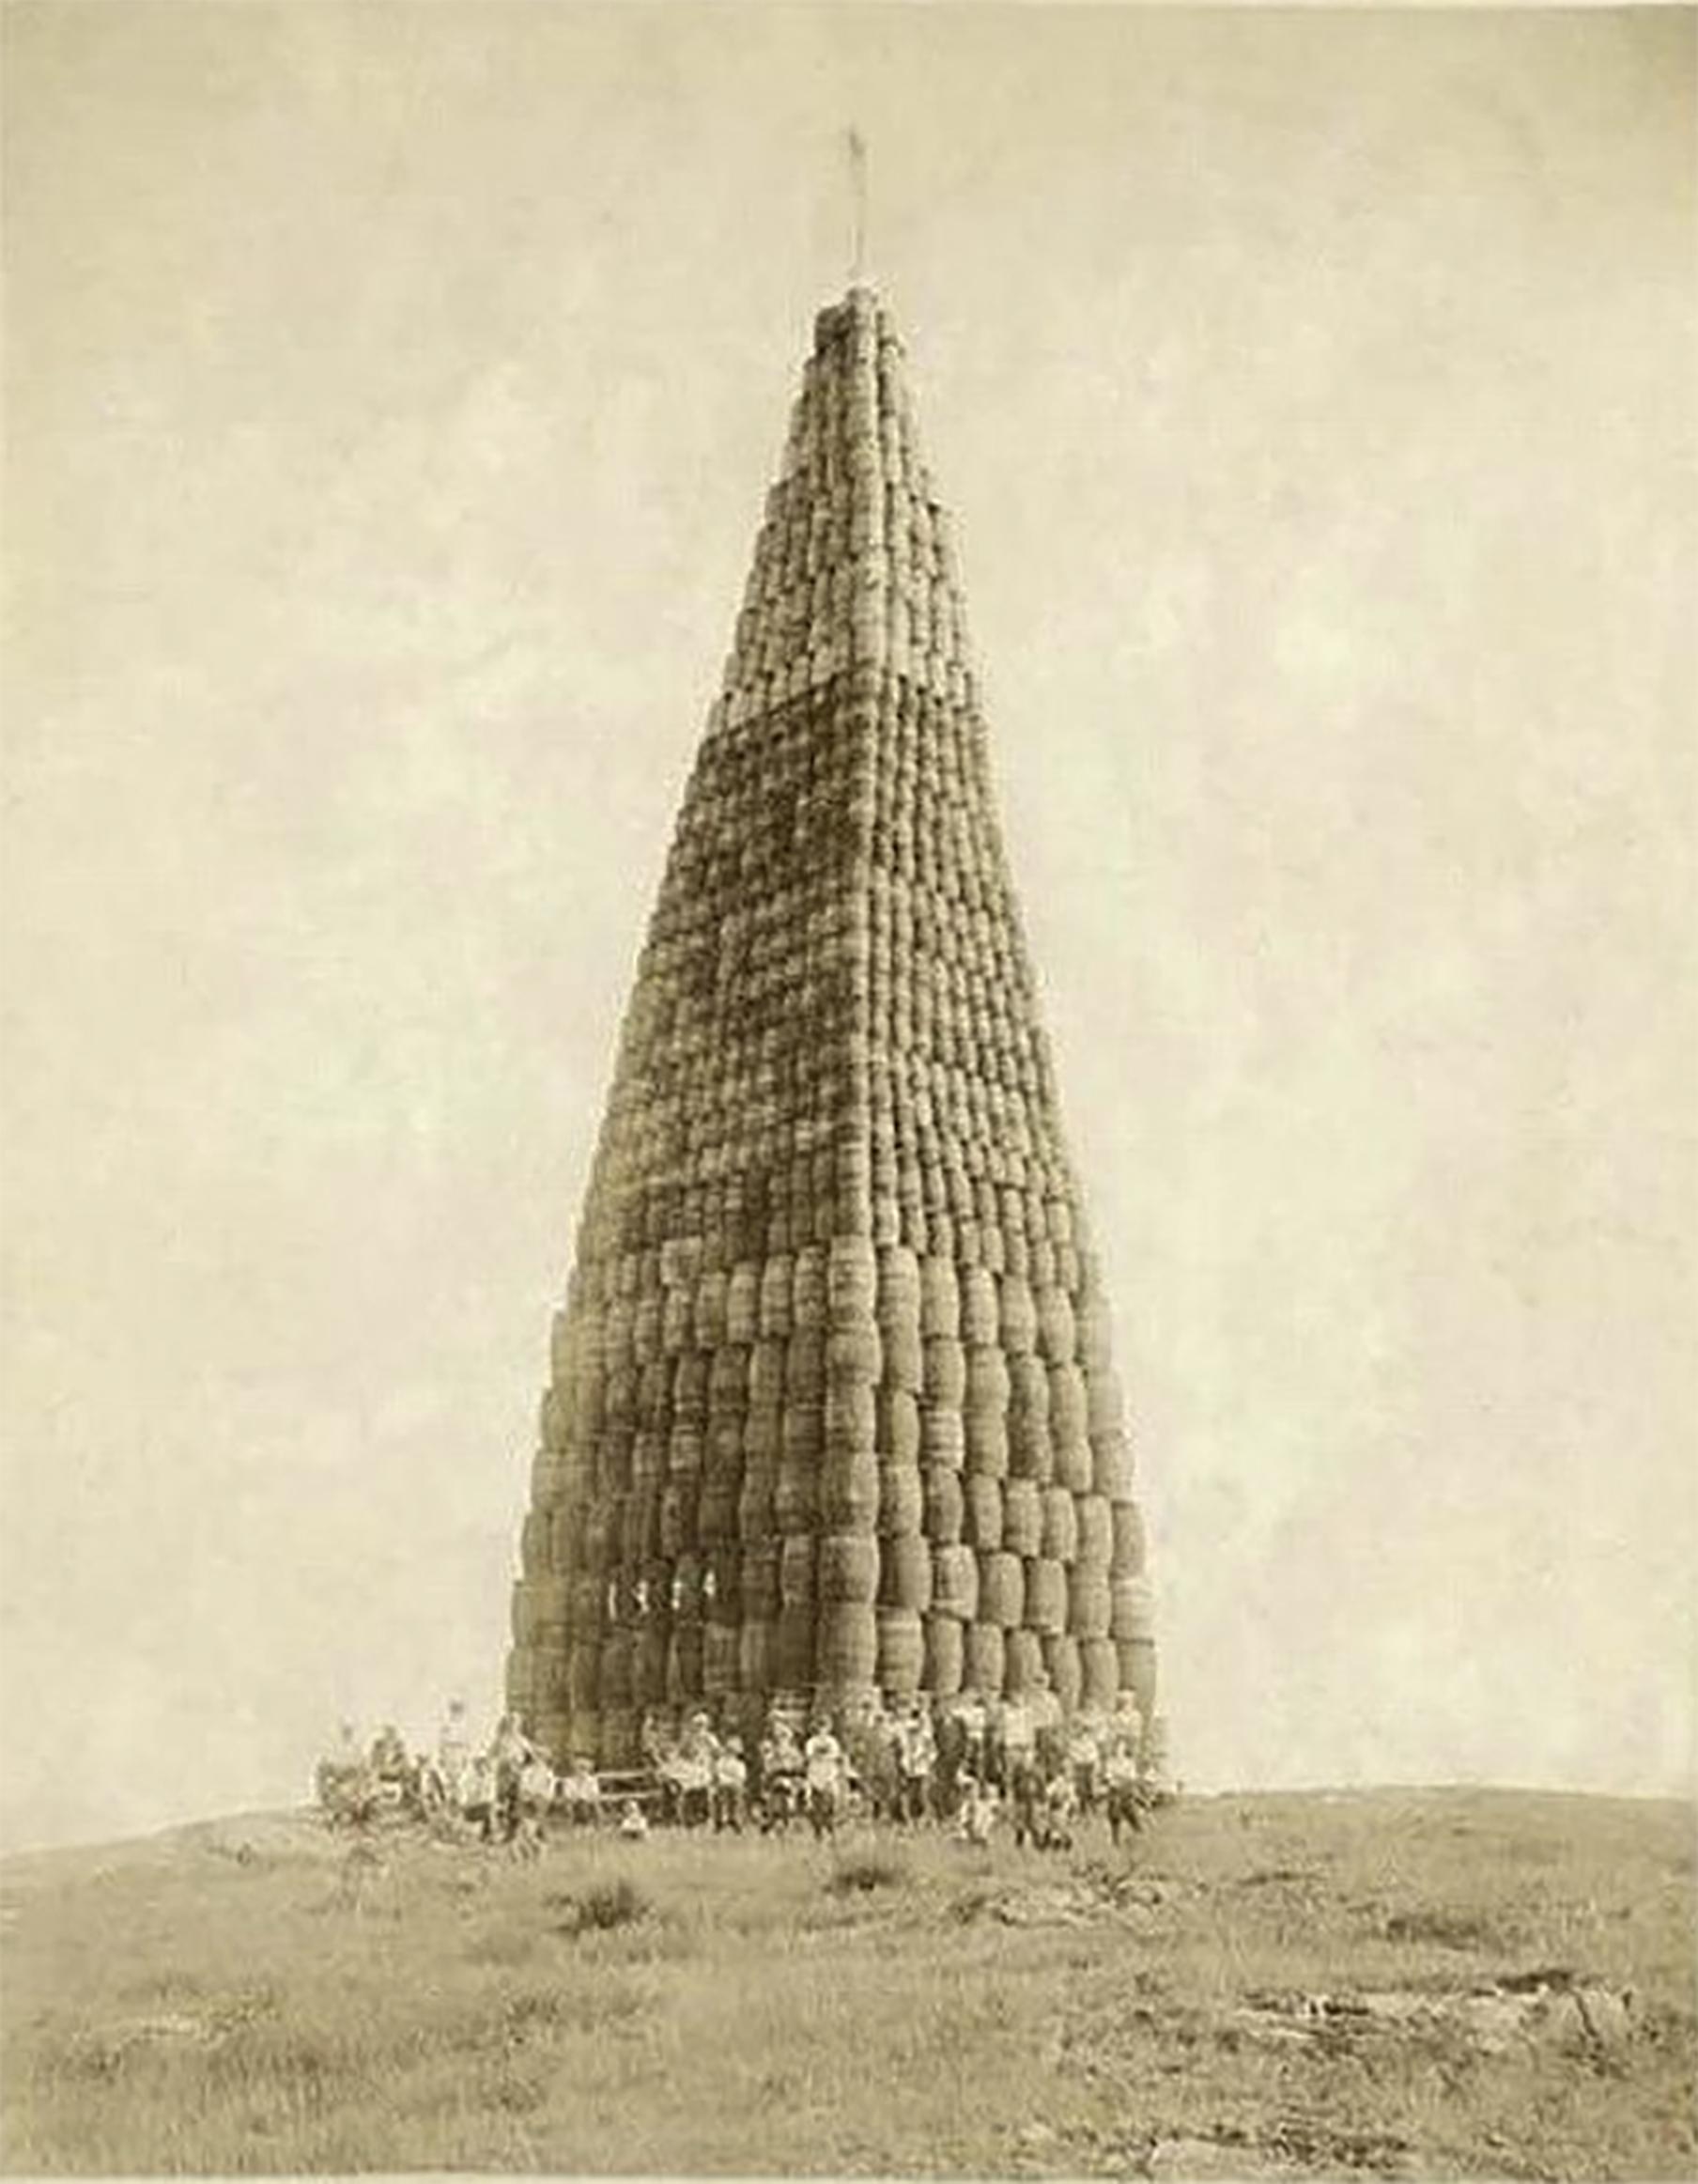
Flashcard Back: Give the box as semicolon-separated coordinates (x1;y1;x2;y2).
507;287;1156;1766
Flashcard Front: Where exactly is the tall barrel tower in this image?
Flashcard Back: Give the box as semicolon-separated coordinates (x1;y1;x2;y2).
507;287;1156;1767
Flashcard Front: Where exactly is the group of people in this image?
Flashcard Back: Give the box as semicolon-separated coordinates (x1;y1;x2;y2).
315;1703;561;1854
316;1688;1169;1855
645;1689;1164;1851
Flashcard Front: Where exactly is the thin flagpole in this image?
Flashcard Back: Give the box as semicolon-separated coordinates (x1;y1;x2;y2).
847;127;868;284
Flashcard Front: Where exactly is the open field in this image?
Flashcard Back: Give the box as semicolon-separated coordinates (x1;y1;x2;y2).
1;1789;1692;2177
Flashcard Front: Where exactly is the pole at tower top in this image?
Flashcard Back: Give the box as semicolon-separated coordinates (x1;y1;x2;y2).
847;127;868;284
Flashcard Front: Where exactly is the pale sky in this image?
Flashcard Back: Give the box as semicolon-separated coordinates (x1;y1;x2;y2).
3;3;1693;1852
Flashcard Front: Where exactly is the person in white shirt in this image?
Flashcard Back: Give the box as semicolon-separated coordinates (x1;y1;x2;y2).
438;1699;470;1780
512;1750;556;1859
1001;1696;1043;1847
712;1737;749;1833
1104;1732;1144;1847
760;1716;805;1835
803;1719;845;1840
956;1779;999;1849
897;1705;936;1826
561;1756;602;1828
676;1712;718;1830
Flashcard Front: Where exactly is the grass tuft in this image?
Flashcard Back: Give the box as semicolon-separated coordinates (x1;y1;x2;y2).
826;1849;909;1896
563;1877;649;1933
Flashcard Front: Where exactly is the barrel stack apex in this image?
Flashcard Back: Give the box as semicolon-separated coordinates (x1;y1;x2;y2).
506;287;1158;1768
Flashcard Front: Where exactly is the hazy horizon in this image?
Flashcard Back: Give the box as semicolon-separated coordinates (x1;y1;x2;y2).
4;3;1693;1852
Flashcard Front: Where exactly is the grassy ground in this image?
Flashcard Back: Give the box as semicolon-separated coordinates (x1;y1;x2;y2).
1;1789;1691;2177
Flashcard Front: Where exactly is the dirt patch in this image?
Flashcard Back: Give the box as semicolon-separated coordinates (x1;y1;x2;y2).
953;1867;1181;1928
1233;1974;1639;2059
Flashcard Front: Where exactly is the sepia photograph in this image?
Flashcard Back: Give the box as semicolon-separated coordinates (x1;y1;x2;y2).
2;2;1693;2176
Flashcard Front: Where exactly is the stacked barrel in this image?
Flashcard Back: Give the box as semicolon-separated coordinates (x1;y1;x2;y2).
506;287;1157;1767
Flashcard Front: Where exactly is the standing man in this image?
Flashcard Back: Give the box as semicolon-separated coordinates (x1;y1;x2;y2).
1104;1719;1144;1848
676;1712;717;1830
1001;1692;1041;1848
803;1713;845;1841
712;1735;749;1834
954;1690;989;1789
760;1712;804;1835
897;1703;935;1827
489;1712;533;1846
1068;1712;1104;1820
437;1698;471;1807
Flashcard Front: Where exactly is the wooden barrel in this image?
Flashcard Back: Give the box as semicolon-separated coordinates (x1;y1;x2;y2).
922;1463;965;1543
825;1380;876;1458
1087;1364;1125;1439
633;1627;669;1711
816;1603;877;1687
1040;1486;1078;1562
1001;1479;1042;1558
774;1453;818;1534
749;1338;787;1408
666;1623;703;1707
658;1480;698;1559
1004;1627;1044;1697
774;1602;816;1689
785;1330;827;1403
965;1345;1010;1417
883;1323;924;1392
877;1607;925;1697
1119;1636;1157;1718
1110;1572;1156;1641
736;1459;777;1539
694;1269;729;1350
826;1235;879;1324
963;1471;1003;1549
1067;1566;1112;1639
1077;1293;1113;1371
697;1477;741;1547
977;1549;1024;1628
567;1641;600;1712
759;1256;794;1340
963;1621;1006;1695
726;1264;761;1345
738;1618;774;1695
922;1337;967;1407
877;1459;924;1536
1026;1556;1067;1635
1036;1285;1076;1365
779;1534;817;1606
819;1448;879;1532
919;1255;961;1339
875;1244;922;1328
998;1274;1038;1354
920;1405;965;1470
877;1387;922;1465
1074;1493;1113;1569
792;1244;826;1330
598;1631;635;1709
702;1621;740;1700
827;1324;883;1387
1111;1498;1148;1574
923;1612;965;1697
961;1268;999;1345
932;1542;979;1621
818;1531;880;1604
600;1706;639;1769
878;1533;933;1614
